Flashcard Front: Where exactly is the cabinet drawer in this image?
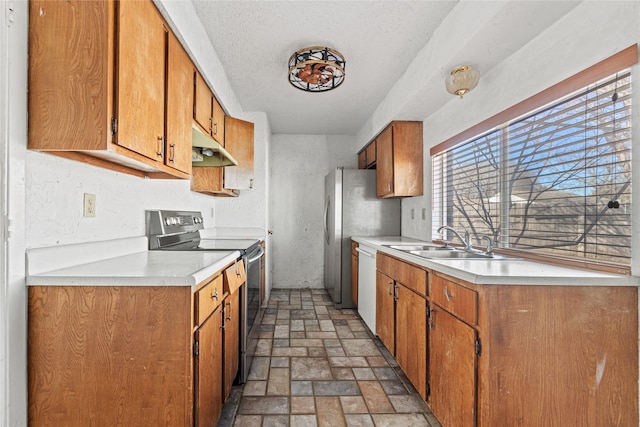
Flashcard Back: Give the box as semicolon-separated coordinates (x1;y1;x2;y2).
195;274;223;326
430;276;477;325
224;259;246;294
377;253;427;297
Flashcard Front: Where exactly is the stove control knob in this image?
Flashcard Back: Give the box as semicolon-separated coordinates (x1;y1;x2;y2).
165;217;177;226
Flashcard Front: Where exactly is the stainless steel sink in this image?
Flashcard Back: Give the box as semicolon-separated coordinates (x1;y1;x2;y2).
385;244;451;251
385;243;516;260
409;250;492;259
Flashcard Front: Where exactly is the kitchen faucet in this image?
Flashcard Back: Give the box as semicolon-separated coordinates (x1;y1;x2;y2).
437;225;472;250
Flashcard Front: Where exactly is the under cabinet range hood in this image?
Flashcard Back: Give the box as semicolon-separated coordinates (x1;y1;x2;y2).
191;124;238;166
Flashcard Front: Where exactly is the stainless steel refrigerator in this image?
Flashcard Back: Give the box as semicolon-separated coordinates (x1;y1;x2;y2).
324;168;401;308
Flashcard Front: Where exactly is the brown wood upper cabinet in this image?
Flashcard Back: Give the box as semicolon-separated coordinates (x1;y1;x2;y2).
194;71;215;136
166;31;194;175
357;140;377;169
193;72;225;147
376;121;423;198
212;97;226;145
28;0;192;179
191;116;255;197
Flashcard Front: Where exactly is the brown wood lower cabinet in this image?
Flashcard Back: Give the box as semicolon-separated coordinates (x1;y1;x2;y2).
195;303;224;426
28;286;193;426
375;252;638;427
28;260;246;427
351;241;359;307
376;254;428;399
223;289;240;399
428;303;476;427
375;270;395;354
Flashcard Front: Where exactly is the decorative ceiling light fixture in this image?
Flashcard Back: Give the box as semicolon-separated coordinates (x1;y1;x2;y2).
445;65;480;99
288;46;346;92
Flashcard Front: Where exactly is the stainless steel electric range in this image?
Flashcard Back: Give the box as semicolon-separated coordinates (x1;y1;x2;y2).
146;210;264;384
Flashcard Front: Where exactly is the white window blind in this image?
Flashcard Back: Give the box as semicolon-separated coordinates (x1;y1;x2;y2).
433;71;632;265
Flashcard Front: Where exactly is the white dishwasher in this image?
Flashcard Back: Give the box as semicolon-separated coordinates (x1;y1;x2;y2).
356;244;377;334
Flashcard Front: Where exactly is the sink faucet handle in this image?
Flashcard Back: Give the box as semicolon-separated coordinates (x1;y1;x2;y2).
481;235;494;254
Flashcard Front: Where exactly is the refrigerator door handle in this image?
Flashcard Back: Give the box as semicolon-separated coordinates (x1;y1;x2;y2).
324;197;330;245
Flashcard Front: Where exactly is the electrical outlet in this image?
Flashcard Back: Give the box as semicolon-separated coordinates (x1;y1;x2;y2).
422;208;426;220
83;193;96;218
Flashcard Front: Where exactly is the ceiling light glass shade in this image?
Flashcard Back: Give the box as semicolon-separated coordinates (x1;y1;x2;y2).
445;65;480;98
288;46;346;92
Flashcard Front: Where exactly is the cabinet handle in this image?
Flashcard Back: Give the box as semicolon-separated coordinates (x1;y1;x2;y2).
394;284;398;302
156;136;164;157
444;286;452;302
209;117;213;134
226;301;232;321
210;287;219;301
428;306;435;329
387;280;393;295
221;304;226;329
169;143;175;163
213;122;218;136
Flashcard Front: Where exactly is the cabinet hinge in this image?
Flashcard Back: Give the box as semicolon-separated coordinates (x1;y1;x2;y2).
475;337;482;356
193;339;199;357
111;117;118;135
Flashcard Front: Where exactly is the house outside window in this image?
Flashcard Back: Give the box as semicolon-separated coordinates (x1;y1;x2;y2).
433;71;632;266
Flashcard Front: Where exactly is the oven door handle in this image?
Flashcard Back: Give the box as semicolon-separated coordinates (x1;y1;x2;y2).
246;246;264;264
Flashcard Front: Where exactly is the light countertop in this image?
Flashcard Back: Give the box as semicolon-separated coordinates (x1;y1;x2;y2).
352;236;640;287
26;236;240;287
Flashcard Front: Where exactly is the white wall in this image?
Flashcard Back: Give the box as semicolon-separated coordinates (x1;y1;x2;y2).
269;134;358;288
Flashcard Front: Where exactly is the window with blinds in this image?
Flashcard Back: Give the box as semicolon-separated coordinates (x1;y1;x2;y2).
432;70;632;265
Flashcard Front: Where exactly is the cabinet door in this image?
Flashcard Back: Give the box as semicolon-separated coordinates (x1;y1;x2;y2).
116;0;166;161
165;31;193;174
375;271;395;354
28;0;111;151
395;285;427;399
223;291;240;399
212;97;226;145
195;304;224;427
429;307;477;427
194;72;213;135
365;141;376;168
351;253;358;307
376;126;394;197
223;117;255;190
358;151;367;169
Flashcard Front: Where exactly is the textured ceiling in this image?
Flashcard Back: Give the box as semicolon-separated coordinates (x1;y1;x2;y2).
192;1;579;136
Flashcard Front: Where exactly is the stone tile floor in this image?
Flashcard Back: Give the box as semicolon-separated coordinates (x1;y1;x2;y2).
219;288;442;427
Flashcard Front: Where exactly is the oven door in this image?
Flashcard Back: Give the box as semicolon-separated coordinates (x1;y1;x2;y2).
240;244;264;383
